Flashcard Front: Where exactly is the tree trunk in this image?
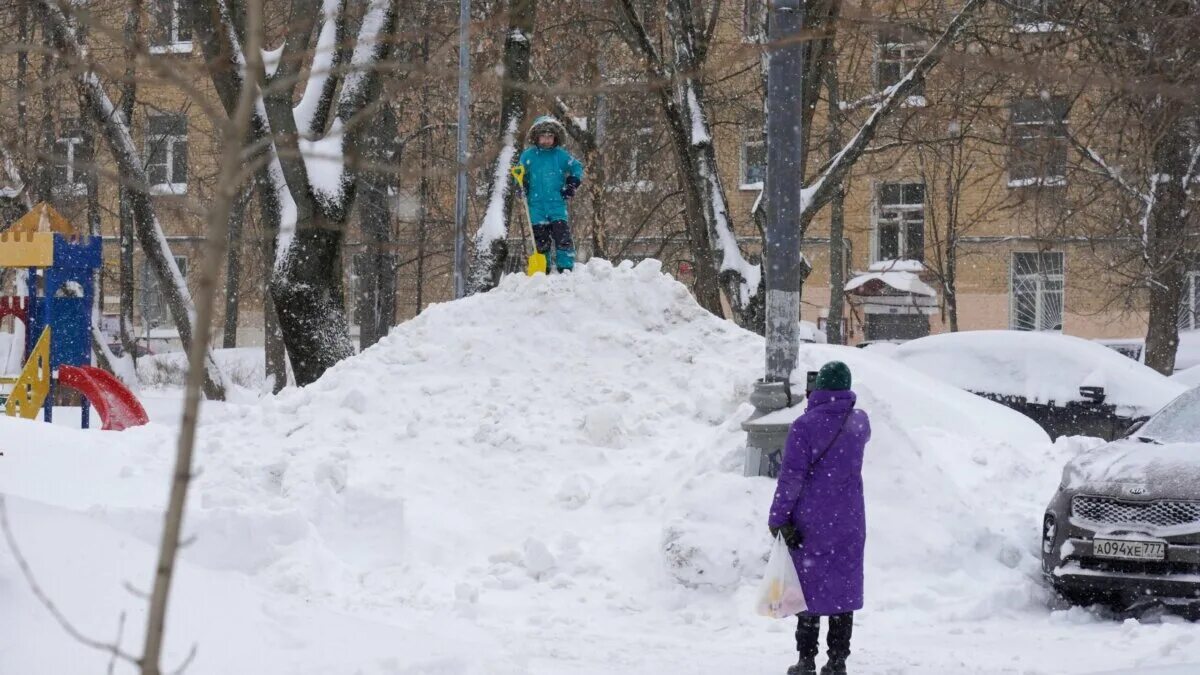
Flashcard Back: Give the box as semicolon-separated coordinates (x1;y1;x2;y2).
270;226;355;386
469;0;536;293
117;0;140;361
222;185;251;348
1144;116;1191;374
944;158;960;333
256;166;287;392
355;105;398;350
824;59;845;345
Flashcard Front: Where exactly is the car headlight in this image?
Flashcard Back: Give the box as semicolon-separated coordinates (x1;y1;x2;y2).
1042;513;1057;555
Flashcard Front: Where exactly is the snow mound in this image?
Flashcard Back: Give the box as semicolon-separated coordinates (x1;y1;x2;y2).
1172;364;1200;388
3;259;1194;673
894;330;1187;418
137;347;284;392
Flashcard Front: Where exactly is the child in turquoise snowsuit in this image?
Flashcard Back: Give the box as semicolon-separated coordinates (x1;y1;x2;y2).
516;115;584;271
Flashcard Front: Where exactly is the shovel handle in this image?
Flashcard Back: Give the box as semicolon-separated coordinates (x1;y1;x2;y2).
508;164;539;259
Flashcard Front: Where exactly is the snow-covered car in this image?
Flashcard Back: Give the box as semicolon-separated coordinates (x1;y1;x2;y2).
1041;387;1200;609
1096;338;1145;363
893;330;1186;438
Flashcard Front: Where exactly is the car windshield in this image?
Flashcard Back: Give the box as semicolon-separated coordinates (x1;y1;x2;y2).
1136;387;1200;444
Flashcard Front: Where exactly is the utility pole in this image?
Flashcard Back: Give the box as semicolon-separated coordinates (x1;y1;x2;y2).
744;0;805;477
454;0;470;299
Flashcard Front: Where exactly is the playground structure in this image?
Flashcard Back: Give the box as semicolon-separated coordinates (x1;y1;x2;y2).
0;204;148;431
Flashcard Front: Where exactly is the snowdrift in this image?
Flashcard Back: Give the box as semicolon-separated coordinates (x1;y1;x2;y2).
3;260;1196;674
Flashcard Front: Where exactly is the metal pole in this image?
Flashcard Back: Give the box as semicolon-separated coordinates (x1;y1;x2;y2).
743;0;805;477
453;0;470;299
763;0;805;390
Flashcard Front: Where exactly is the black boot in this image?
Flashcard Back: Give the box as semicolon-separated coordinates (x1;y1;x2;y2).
819;658;846;675
787;656;817;675
821;612;853;674
790;614;820;674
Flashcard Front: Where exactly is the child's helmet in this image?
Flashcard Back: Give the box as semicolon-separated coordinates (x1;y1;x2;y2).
527;115;567;147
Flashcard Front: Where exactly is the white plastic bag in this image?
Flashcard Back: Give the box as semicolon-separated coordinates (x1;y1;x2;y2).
756;534;807;618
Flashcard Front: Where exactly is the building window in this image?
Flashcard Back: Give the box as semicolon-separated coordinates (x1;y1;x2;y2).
877;27;926;99
146;113;188;195
1008;96;1068;187
1010;251;1064;331
740;127;765;188
1011;0;1064;32
52;118;87;198
1180;271;1200;332
150;0;193;53
614;127;656;192
140;255;188;329
876;183;925;261
743;0;767;42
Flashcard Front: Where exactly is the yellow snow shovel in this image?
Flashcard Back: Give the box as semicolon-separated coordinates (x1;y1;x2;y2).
510;165;547;276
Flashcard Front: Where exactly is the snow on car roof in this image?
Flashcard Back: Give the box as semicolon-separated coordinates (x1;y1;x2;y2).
893;330;1187;417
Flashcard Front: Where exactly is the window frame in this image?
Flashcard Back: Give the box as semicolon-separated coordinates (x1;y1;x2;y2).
1009;251;1065;331
1010;0;1066;33
873;182;926;262
742;0;767;43
613;126;658;193
1007;96;1069;188
1180;270;1200;331
51;118;87;199
149;0;193;54
739;126;766;190
146;113;189;195
139;254;188;329
876;26;927;105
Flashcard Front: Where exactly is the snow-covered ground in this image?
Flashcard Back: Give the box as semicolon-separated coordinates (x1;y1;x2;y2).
3;259;1200;674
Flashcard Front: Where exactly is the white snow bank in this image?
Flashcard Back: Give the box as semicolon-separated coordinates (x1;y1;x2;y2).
136;347;286;392
894;330;1187;418
1178;330;1200;371
3;260;1199;673
1172;364;1200;388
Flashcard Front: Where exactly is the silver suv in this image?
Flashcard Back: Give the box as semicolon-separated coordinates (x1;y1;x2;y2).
1042;386;1200;610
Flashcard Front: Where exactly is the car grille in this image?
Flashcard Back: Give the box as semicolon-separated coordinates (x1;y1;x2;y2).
1078;557;1200;577
1072;495;1200;529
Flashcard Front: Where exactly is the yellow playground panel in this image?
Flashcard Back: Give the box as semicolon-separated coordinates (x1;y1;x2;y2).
0;231;55;267
5;327;50;420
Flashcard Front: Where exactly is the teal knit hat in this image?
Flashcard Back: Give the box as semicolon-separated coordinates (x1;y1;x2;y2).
814;360;851;391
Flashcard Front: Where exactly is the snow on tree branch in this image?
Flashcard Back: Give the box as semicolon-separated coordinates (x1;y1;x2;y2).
800;0;988;221
295;0;344;136
477;118;520;246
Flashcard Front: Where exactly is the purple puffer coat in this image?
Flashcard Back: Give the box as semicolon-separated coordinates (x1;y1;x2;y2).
768;389;872;615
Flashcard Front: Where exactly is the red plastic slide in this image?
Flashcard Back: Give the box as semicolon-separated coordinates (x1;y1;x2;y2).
58;365;150;431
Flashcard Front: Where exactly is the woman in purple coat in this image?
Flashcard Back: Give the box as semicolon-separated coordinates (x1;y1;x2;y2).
768;361;871;675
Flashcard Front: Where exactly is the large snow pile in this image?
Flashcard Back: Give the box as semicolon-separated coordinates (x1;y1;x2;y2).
894;330;1187;418
1178;330;1200;372
1172;364;1200;388
3;260;1199;674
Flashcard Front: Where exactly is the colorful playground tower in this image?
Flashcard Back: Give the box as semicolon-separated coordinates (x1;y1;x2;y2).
0;203;148;431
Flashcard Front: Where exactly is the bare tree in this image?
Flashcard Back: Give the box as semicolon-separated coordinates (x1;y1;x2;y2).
470;0;537;292
193;0;402;386
1041;0;1200;373
39;0;229;400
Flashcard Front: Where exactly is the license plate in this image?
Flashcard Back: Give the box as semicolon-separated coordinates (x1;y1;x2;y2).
1093;538;1166;561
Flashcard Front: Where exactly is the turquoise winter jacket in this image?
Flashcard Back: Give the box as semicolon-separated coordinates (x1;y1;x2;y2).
517;146;584;225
